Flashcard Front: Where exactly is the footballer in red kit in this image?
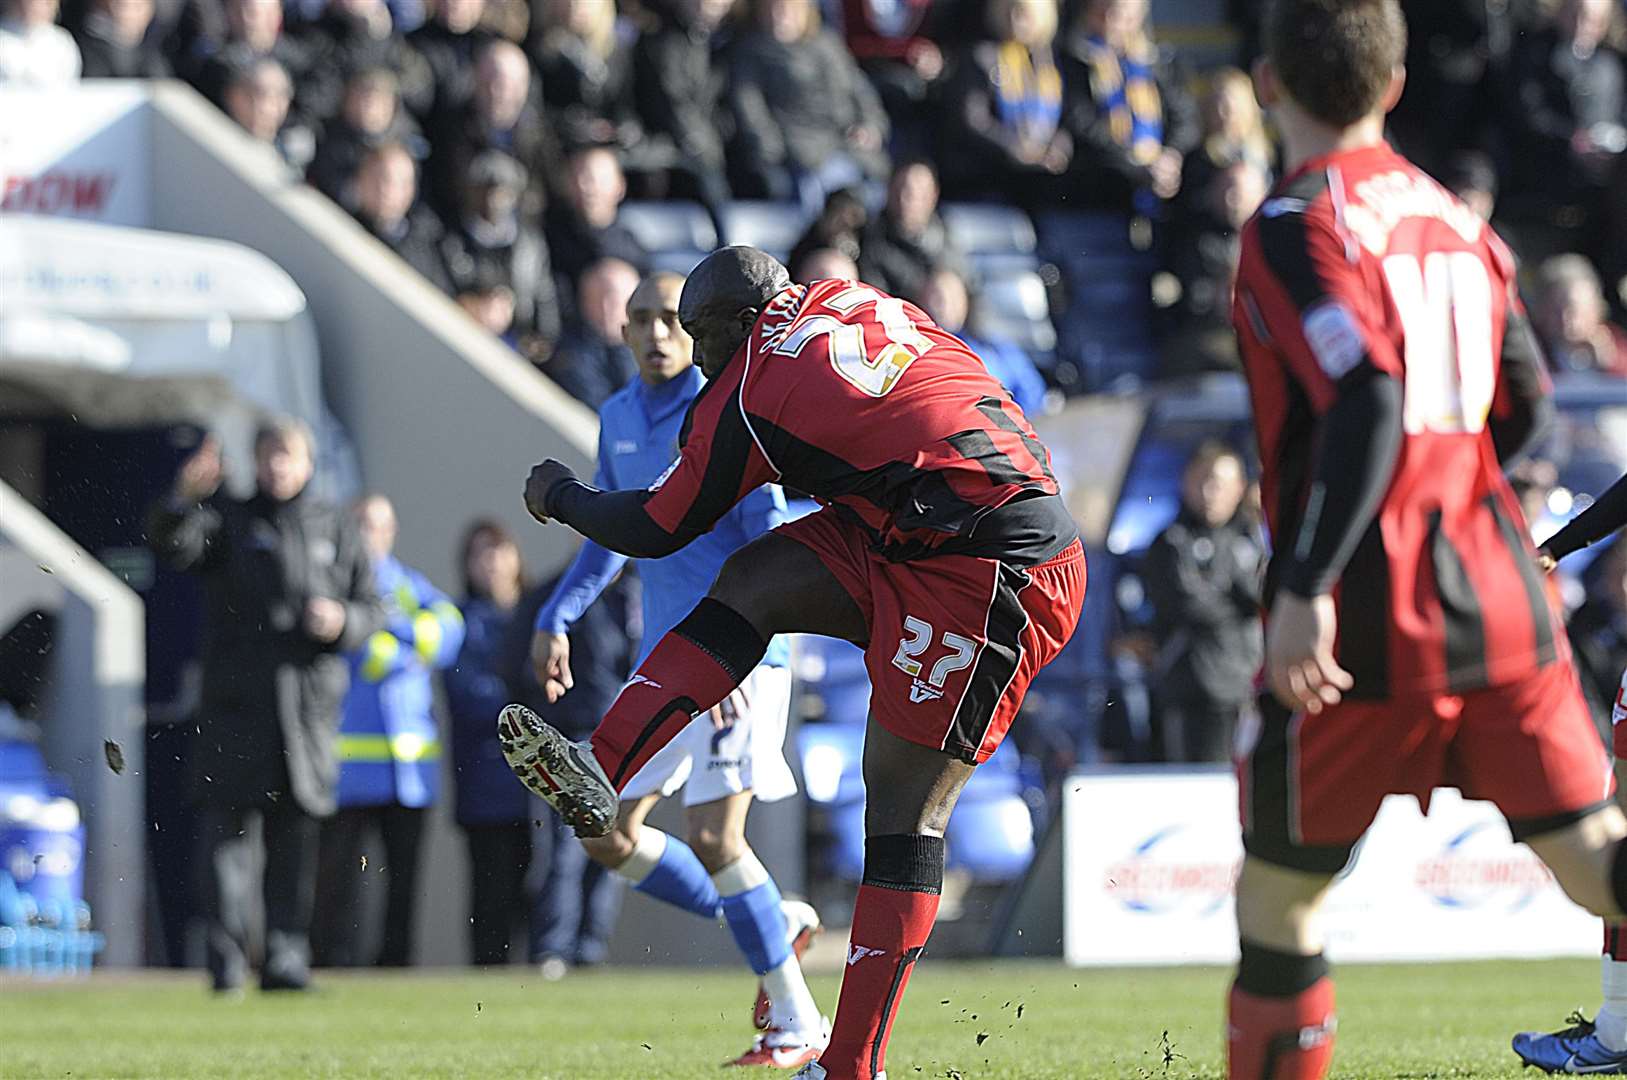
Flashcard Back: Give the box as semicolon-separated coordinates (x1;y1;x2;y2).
1226;3;1627;1079
503;250;1083;1080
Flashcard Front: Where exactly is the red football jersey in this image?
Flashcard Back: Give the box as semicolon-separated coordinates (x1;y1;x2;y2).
1233;143;1563;698
642;279;1071;564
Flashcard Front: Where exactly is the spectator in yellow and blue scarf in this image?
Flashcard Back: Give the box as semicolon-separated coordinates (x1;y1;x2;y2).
938;0;1074;207
1061;0;1196;216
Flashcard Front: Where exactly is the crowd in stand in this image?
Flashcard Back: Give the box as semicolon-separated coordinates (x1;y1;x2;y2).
5;0;1627;394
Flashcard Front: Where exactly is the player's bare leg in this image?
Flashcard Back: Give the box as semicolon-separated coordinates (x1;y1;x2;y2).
799;721;973;1080
1524;806;1627;922
1227;856;1339;1080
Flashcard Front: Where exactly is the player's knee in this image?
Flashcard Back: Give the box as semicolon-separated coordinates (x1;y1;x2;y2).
581;826;637;869
687;824;744;871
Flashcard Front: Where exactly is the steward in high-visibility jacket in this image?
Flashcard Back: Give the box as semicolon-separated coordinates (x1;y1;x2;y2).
336;554;466;808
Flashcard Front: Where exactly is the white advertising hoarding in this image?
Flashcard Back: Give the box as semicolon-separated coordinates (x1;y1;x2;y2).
1063;769;1599;966
0;84;150;226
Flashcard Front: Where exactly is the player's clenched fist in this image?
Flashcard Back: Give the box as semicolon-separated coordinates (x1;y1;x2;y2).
524;459;577;525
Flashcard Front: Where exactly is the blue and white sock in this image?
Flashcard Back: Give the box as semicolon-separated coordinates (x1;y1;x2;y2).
713;850;820;1037
616;827;721;920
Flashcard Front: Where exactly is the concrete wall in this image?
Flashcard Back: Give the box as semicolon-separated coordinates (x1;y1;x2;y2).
0;481;145;965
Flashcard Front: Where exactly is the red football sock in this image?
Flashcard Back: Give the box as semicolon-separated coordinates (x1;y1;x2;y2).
1227;977;1336;1080
818;836;944;1080
589;599;766;791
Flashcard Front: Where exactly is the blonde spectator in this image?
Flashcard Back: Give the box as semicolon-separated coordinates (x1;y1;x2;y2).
1534;254;1627;378
1181;66;1273;205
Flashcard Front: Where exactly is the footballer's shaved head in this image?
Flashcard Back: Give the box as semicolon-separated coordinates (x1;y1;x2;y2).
679;246;792;378
1265;0;1406;127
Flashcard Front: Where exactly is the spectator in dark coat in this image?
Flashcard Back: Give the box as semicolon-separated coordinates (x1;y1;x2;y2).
1161;159;1268;375
1141;441;1263;763
538;257;640;408
1177;66;1272;218
859;158;967;303
292;0;435;122
529;0;639;152
543;144;649;306
787;186;869;281
426;38;556;221
840;0;947;157
632;0;735;209
1060;0;1198;216
221;56;316;174
309;67;428;205
72;0;170;77
444;519;533;965
443;151;563;358
406;0;493;121
937;0;1071;205
191;0;314;121
146;420;385;993
1503;0;1626;243
1568;537;1627;725
726;0;890;208
1385;0;1516;177
349;141;455;292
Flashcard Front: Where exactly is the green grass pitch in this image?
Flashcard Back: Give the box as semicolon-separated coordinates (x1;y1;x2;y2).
1;958;1596;1078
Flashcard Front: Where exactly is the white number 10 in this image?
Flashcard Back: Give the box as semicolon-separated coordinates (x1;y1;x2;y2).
1380;251;1496;435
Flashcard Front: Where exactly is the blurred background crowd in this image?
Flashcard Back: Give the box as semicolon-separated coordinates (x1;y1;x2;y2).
1;0;1625;975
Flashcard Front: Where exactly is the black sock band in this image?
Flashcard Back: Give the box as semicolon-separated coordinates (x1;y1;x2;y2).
862;834;945;895
674;598;769;683
1611;839;1627;917
1236;939;1328;998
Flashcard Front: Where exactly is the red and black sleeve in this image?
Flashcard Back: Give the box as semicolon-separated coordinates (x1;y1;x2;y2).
544;361;776;558
1247;207;1405;598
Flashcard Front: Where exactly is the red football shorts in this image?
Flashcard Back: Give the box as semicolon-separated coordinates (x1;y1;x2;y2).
776;508;1085;764
1240;657;1613;874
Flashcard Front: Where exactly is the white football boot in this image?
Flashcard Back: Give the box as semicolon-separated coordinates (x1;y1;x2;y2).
791;1064;885;1079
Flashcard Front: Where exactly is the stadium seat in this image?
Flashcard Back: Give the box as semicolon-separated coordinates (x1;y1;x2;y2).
718;201;810;262
648;250;708;276
617;201;717;255
941;203;1037;257
973;271;1057;354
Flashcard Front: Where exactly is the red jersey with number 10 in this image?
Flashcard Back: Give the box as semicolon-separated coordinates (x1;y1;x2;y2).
1233;142;1564;700
641;279;1073;565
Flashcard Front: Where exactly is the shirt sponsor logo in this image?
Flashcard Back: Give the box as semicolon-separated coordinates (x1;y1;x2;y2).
1301;301;1366;380
908;679;943;704
613;440;639;455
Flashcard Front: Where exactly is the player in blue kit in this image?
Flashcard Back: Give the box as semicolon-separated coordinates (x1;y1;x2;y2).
529;271;826;1068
